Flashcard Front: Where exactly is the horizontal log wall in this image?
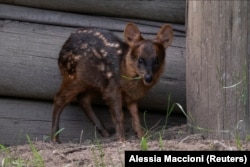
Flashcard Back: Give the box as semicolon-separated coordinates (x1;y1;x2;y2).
0;4;185;35
0;97;186;145
0;5;186;111
0;0;186;23
0;2;186;145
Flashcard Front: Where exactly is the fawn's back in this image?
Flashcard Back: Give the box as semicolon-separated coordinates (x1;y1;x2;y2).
58;28;127;93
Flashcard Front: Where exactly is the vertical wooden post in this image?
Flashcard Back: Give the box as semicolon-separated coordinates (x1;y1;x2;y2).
186;0;249;139
247;1;250;136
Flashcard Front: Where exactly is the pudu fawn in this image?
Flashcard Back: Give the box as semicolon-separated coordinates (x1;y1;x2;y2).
51;23;173;143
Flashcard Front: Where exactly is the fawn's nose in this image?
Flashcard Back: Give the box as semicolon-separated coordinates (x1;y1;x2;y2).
144;74;153;84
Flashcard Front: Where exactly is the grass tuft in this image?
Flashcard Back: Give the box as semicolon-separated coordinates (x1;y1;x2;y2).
26;135;45;167
140;137;148;151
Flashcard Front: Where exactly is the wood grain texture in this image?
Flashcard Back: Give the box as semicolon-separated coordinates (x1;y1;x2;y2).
0;0;185;23
0;4;185;36
0;98;186;146
0;18;185;111
186;1;249;139
247;1;250;136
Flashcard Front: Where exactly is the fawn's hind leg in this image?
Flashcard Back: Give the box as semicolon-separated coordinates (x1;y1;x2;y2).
51;81;81;143
77;93;110;137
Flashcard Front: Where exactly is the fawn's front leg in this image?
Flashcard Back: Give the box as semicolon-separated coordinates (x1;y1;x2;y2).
127;102;144;138
103;86;125;141
109;96;125;141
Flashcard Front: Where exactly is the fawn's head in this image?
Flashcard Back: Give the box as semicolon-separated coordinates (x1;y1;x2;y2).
124;23;173;86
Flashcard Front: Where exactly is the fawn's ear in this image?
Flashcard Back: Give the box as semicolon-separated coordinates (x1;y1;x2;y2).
155;24;173;49
124;23;143;46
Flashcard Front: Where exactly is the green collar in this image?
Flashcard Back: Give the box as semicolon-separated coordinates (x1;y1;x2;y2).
121;75;142;80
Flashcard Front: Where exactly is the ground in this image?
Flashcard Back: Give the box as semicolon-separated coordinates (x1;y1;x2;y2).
1;124;250;167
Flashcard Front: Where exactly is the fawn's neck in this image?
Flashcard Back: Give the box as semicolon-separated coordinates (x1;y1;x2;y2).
120;50;139;80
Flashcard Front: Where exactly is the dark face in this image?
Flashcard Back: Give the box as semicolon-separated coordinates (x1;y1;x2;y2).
130;40;166;86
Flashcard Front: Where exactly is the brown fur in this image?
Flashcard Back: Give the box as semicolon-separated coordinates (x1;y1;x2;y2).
51;23;173;143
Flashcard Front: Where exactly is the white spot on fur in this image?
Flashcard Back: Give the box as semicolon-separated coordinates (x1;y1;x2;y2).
106;72;113;78
114;43;120;48
74;55;81;60
92;48;102;59
117;49;122;54
68;75;74;79
100;49;108;57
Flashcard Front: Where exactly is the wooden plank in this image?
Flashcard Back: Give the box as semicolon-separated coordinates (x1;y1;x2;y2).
0;4;185;36
0;0;185;23
247;0;250;136
0;20;186;111
0;97;112;145
186;0;203;135
186;1;249;139
0;97;185;146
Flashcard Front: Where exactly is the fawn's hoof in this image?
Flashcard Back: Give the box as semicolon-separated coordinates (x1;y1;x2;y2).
118;136;125;142
51;137;62;144
100;129;110;137
137;130;144;138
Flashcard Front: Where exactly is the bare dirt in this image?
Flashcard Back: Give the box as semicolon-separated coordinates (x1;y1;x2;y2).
1;124;250;167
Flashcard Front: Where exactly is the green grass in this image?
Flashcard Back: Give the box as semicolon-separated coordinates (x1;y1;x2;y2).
235;135;243;151
143;94;193;136
0;135;44;167
91;139;105;167
158;132;164;151
140;94;250;151
26;135;45;167
0;144;26;167
42;127;65;142
139;95;191;151
140;137;148;151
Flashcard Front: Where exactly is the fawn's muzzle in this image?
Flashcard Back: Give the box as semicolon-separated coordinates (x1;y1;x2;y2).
144;74;153;85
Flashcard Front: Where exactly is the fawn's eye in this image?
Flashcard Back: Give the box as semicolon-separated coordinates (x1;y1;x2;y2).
138;58;144;64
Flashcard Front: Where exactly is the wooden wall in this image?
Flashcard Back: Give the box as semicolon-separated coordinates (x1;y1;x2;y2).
0;97;188;146
186;0;250;139
0;4;186;111
0;0;185;23
0;2;186;145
